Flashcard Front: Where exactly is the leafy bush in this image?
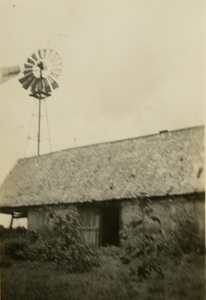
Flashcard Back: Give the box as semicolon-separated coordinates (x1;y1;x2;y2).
119;196;205;279
0;227;27;240
4;237;28;259
2;209;100;272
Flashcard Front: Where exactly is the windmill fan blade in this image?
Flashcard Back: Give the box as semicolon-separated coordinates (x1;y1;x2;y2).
0;66;20;84
53;59;62;65
22;75;35;90
31;53;38;61
31;79;38;94
19;71;33;81
52;68;62;72
43;78;52;93
31;77;38;88
24;68;33;74
19;76;27;85
27;58;35;65
24;63;33;69
37;78;43;92
30;77;38;91
19;73;33;85
44;49;49;58
51;68;62;77
50;53;61;63
50;71;58;79
52;58;62;66
33;79;39;93
52;62;62;69
35;79;41;93
47;49;54;59
48;76;59;90
43;49;47;58
45;49;52;58
19;77;32;86
38;49;43;59
41;78;46;93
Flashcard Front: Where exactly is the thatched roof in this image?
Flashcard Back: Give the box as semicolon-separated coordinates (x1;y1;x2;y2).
0;126;204;208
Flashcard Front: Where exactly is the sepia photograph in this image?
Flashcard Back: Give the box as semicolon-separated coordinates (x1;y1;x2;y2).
0;0;204;299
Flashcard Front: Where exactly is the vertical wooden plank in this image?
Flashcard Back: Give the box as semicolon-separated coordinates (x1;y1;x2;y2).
80;206;100;247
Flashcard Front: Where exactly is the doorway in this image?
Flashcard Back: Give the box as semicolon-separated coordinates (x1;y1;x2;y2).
101;206;119;246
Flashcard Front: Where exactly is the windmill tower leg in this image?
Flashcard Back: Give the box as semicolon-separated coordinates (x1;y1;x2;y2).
43;98;52;153
37;95;41;156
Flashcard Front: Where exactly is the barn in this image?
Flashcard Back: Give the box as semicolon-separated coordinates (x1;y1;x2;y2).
0;126;204;247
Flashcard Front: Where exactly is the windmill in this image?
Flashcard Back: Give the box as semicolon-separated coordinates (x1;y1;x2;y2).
0;49;62;156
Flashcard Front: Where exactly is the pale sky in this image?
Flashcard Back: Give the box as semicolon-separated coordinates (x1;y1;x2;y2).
0;0;204;189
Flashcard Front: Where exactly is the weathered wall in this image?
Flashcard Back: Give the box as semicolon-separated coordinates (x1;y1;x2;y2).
121;193;205;235
27;193;204;246
27;204;77;231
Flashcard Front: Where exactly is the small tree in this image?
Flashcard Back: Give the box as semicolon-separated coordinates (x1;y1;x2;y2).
120;195;165;278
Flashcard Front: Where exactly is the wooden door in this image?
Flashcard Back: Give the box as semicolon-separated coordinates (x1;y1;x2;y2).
79;207;100;247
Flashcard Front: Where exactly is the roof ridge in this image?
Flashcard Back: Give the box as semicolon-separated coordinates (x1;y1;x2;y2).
17;124;204;162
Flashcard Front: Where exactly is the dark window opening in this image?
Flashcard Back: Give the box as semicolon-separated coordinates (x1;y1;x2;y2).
101;206;119;246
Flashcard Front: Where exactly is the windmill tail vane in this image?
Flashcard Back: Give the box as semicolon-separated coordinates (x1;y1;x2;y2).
0;66;21;85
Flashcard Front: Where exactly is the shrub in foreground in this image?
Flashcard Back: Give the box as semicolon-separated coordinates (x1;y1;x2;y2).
3;209;100;272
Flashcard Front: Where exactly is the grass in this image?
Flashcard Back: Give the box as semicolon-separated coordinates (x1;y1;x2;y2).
1;248;205;300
